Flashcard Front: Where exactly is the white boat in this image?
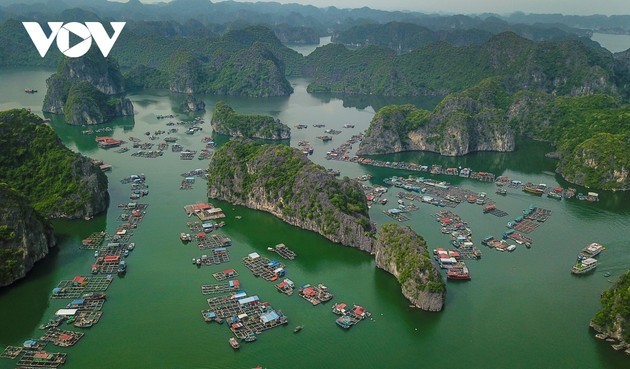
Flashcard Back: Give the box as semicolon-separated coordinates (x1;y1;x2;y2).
506;244;517;252
580;242;604;258
571;258;597;274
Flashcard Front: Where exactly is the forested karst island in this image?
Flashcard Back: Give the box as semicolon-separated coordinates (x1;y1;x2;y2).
207;140;445;310
0;109;108;286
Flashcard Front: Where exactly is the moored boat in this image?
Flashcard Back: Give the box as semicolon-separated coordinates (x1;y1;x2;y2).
229;337;240;349
579;242;604;258
571;257;597;274
446;262;471;280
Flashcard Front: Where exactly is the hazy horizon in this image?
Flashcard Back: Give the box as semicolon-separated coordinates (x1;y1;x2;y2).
123;0;630;16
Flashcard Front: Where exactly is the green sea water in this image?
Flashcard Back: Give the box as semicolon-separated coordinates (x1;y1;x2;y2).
0;68;629;369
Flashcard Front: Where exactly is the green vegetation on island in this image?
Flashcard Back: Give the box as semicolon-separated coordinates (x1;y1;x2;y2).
591;270;630;344
0;109;108;218
305;32;623;97
208;140;445;311
374;223;445;311
359;80;630;190
211;102;290;140
0;182;56;287
43;50;134;125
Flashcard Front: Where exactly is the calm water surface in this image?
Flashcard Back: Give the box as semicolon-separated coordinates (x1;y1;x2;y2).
591;33;630;53
0;68;628;369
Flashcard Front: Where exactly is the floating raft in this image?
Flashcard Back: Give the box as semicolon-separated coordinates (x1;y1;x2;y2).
201;279;240;295
73;311;103;328
0;346;23;359
198;234;232;250
298;284;334;306
270;244;297;260
204;293;288;342
212;269;239;281
486;208;508;217
50;276;113;299
526;207;552;222
41;328;84;347
513;220;539;234
16;350;67;368
333;303;371;329
79;231;107;250
195;248;230;266
242;253;286;282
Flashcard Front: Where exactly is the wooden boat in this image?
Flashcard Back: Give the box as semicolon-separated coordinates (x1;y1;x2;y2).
229;337;240;349
293;325;303;333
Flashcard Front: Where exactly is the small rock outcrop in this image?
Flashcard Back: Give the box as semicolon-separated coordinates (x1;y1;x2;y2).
179;95;206;113
374;224;445;312
0;183;56;287
208;141;375;251
211;102;290;140
43;50;134;125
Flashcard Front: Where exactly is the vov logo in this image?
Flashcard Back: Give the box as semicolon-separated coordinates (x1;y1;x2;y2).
22;22;126;58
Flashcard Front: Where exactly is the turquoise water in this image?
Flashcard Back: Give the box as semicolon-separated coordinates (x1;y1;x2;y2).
0;68;628;368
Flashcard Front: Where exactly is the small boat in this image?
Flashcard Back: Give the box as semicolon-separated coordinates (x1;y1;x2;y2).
603;272;611;277
117;261;127;274
180;233;191;242
123;249;129;257
229;337;240;349
127;243;135;251
507;244;517;252
293;325;303;333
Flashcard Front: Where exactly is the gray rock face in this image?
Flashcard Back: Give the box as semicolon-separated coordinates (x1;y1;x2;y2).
373;224;445;312
0;185;56;287
180;95;206;113
42;51;134;125
207;142;375;252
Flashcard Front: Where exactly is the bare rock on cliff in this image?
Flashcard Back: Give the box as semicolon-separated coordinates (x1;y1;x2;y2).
207;140;374;251
374;223;445;312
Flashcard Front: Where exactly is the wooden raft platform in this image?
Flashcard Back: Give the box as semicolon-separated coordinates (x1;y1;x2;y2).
487;208;508;217
298;284;334;305
196;248;230;266
201;280;240;295
513;220;539;234
242;255;285;282
16;351;67;368
79;231;107;250
204;294;288;342
50;276;113;299
198;234;232;250
73;311;103;328
41;328;84;347
526;207;552;222
270;244;297;260
212;269;239;281
0;346;23;359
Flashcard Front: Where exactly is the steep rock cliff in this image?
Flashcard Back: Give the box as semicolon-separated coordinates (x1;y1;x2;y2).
0;183;56;287
374;224;445;311
0;109;109;219
43;50;134;125
211;102;290;140
557;133;629;190
179;95;206;113
358;80;515;156
207;141;375;252
590;270;630;347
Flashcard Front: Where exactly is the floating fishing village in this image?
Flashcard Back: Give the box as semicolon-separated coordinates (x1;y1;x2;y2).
2;102;620;369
